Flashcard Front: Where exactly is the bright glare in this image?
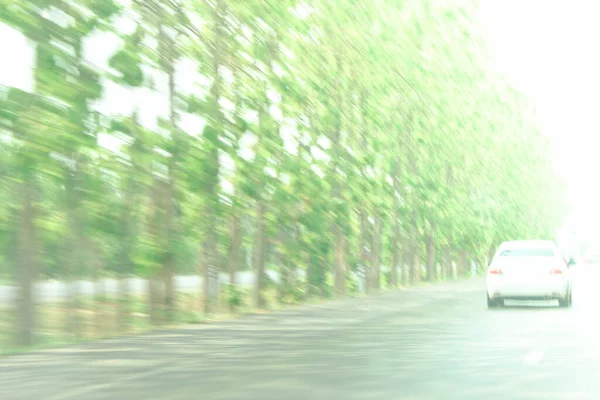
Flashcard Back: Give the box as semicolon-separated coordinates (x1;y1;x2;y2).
480;0;600;238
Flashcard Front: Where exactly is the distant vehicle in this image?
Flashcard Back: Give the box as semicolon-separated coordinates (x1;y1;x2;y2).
486;240;573;308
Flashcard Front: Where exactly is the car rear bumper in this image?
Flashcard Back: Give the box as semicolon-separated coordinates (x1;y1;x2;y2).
487;279;569;300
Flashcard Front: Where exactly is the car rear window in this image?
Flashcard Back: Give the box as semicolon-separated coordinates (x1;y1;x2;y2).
500;248;555;257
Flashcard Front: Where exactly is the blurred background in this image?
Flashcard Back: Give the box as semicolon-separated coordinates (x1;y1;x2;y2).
0;0;584;353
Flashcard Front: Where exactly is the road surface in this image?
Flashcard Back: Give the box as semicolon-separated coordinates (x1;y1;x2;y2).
1;265;600;400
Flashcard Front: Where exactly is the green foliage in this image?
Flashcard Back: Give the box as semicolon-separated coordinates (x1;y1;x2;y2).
0;0;568;343
109;47;144;87
225;283;244;309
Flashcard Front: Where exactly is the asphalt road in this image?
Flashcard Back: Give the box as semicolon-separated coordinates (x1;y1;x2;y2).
2;264;600;400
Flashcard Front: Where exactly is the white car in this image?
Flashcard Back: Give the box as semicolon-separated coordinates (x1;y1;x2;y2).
486;240;573;308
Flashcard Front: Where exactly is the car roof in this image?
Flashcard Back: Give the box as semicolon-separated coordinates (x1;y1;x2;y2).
498;240;557;249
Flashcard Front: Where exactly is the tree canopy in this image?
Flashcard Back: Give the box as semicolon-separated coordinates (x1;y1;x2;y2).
0;0;567;346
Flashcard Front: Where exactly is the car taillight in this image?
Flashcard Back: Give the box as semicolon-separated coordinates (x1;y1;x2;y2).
550;268;564;275
488;267;502;275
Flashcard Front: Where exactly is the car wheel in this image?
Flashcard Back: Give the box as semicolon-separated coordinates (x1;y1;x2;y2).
487;293;500;308
558;295;570;308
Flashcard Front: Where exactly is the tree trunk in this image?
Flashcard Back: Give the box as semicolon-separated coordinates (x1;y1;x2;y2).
117;111;146;332
148;278;160;325
371;216;382;290
162;18;179;322
390;155;402;288
146;179;164;326
229;213;241;287
359;209;371;291
390;214;400;289
457;250;468;278
344;236;351;283
202;230;217;315
162;176;176;323
163;258;175;323
66;281;81;340
118;235;131;332
64;163;85;340
63;32;89;342
95;277;105;337
294;223;303;279
305;253;313;299
318;255;328;298
442;246;452;280
163;189;176;323
406;206;419;285
425;231;436;281
199;0;226;315
16;177;37;347
276;231;295;304
413;240;421;283
464;251;472;277
397;241;405;287
87;239;105;337
118;155;139;332
329;52;346;297
334;228;345;296
253;201;266;309
401;237;411;286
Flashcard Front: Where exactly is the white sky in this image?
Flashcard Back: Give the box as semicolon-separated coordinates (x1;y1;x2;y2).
0;23;35;92
1;2;599;235
479;0;600;237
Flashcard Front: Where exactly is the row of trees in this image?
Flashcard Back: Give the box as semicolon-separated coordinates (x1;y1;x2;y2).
0;0;566;346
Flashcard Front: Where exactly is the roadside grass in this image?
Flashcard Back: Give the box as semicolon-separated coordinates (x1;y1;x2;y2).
0;285;312;355
0;272;472;355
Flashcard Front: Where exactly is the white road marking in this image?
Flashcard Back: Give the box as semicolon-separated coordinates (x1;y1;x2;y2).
523;348;545;365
